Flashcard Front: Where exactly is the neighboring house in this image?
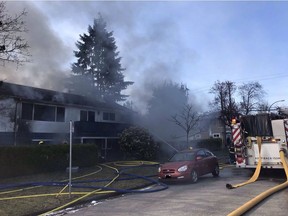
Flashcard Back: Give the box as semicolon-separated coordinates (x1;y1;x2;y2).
196;112;231;148
171;111;230;149
0;81;134;160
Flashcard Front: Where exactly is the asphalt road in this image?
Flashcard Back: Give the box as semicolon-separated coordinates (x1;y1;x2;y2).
63;166;288;216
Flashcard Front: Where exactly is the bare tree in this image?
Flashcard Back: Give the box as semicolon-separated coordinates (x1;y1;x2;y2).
238;81;265;115
210;80;238;125
209;80;238;147
0;2;30;65
171;104;200;145
257;101;269;113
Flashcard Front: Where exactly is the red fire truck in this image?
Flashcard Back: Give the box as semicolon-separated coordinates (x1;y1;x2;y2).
231;113;288;169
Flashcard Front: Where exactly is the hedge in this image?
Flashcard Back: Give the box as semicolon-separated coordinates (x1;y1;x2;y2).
0;144;98;178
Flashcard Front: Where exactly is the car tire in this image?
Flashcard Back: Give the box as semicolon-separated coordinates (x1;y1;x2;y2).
212;164;220;177
191;170;198;183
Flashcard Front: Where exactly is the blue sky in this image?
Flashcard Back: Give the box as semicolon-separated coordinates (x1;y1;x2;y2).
2;1;288;113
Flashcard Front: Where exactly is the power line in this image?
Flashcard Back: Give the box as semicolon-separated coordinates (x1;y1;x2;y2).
233;73;288;83
189;72;288;94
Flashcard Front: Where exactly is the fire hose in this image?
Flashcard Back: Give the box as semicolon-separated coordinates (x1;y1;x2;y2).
0;161;168;216
227;149;288;216
226;137;262;189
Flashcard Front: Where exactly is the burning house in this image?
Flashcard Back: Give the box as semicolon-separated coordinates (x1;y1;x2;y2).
0;81;133;158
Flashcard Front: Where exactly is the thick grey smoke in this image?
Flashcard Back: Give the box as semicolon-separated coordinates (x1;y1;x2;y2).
1;1;202;114
2;2;71;91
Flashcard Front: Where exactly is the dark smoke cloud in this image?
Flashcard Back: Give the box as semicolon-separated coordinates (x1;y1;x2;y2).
1;1;200;113
2;2;71;91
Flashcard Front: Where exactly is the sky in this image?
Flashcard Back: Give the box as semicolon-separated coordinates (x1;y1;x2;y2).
1;0;288;114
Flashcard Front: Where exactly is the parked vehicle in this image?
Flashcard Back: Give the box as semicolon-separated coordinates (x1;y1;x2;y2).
158;148;219;183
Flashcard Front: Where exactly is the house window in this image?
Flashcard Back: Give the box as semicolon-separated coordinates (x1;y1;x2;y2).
88;111;95;122
34;104;55;121
213;133;220;138
80;110;87;121
22;102;33;120
103;112;115;121
22;103;65;122
56;107;65;122
80;110;95;122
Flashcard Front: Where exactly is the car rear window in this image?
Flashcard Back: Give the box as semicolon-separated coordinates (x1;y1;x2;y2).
169;152;195;162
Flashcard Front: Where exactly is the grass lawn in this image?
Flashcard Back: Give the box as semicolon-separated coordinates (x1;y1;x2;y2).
0;162;159;216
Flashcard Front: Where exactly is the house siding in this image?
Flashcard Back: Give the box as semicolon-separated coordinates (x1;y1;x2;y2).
0;82;133;147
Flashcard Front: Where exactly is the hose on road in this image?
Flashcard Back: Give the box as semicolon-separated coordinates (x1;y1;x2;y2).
227;149;288;216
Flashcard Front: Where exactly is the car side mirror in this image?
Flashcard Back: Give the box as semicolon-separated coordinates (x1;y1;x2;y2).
196;156;203;160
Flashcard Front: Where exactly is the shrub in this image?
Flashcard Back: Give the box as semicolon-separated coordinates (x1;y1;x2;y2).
119;126;159;161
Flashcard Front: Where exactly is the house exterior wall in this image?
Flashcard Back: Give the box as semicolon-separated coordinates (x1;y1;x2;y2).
207;117;225;139
0;97;133;145
191;114;229;143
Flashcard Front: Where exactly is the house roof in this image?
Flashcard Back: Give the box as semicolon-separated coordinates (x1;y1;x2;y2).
0;81;128;111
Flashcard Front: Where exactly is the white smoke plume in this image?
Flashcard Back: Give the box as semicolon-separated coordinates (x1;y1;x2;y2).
1;1;202;114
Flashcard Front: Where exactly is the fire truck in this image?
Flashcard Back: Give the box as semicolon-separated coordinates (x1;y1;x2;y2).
231;113;288;169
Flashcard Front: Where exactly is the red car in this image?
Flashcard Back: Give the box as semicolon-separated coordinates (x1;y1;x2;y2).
158;148;219;183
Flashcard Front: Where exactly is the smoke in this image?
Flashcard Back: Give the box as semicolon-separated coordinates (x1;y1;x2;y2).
1;1;201;114
0;1;213;152
2;2;71;91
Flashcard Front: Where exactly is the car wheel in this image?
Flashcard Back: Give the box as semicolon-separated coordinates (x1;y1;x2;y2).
191;170;198;183
212;164;220;177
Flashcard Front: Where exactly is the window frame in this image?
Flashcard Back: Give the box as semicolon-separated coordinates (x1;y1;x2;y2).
103;112;116;121
212;133;220;138
56;106;65;122
88;111;95;122
80;110;88;121
21;102;33;120
34;104;56;121
21;102;65;122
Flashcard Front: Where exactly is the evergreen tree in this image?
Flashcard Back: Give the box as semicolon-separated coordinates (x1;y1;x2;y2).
71;14;133;102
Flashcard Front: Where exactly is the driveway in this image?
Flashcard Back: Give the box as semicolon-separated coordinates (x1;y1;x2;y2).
63;166;287;216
